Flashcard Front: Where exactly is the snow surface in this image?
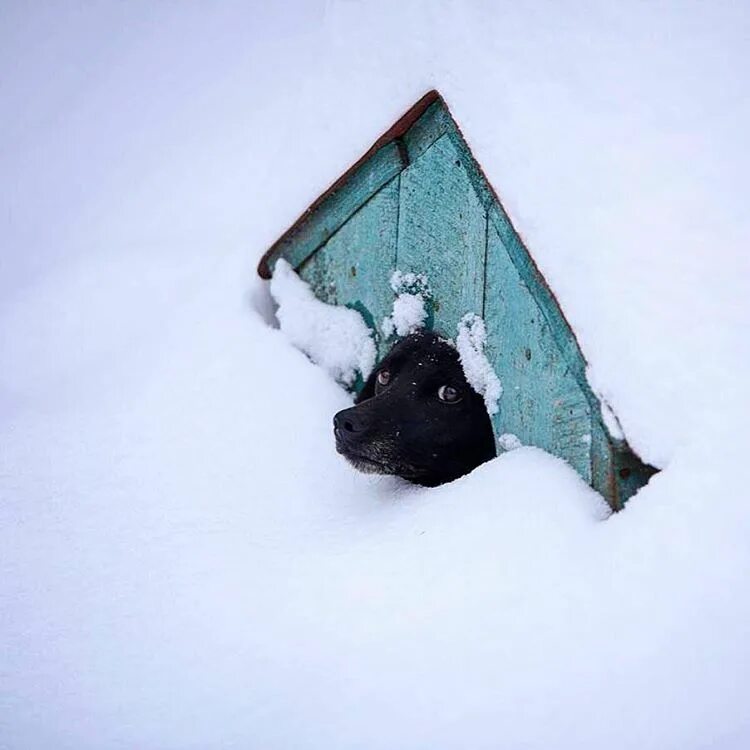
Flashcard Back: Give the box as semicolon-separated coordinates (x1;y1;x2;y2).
270;258;376;385
2;3;750;750
381;270;430;338
456;313;502;415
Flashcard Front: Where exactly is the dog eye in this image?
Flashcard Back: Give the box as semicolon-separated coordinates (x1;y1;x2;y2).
376;369;391;387
437;385;462;403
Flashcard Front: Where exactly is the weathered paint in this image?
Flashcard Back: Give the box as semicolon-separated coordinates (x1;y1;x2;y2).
259;91;657;509
299;177;400;358
484;223;593;484
397;135;486;335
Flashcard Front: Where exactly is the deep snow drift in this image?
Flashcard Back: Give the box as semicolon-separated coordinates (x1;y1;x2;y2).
2;3;750;750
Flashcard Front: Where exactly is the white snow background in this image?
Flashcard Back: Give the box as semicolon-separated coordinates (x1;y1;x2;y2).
2;2;750;748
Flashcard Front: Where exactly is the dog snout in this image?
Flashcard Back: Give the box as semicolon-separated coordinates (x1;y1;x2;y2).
333;408;367;437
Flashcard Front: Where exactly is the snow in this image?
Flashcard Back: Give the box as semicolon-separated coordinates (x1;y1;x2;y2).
270;259;376;385
1;3;750;750
381;293;427;338
456;313;503;415
389;270;430;294
381;270;430;338
498;433;523;451
587;365;627;442
600;401;625;442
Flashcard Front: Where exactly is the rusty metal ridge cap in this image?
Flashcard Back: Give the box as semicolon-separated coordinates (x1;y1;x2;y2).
257;89;443;279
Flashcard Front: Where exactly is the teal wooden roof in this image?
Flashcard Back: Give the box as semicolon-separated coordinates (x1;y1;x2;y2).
259;91;655;509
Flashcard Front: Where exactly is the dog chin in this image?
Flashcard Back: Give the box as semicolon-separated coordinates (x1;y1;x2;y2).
336;441;410;477
344;454;390;475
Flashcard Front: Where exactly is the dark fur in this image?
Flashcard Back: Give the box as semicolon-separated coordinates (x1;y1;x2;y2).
333;331;496;486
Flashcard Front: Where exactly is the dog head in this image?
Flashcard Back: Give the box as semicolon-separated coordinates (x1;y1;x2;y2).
333;330;496;486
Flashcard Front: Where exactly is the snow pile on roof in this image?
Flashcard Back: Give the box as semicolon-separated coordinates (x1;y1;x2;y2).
381;270;429;338
270;259;375;385
456;313;502;416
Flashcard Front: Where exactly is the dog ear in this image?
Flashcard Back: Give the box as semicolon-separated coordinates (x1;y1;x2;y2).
356;366;379;404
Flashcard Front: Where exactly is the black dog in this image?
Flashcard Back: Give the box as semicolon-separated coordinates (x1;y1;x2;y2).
333;330;496;486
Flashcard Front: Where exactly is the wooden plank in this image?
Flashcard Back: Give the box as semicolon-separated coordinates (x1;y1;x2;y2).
444;132;497;211
396;134;487;336
484;223;593;482
488;203;591;392
590;420;615;505
401;101;453;164
299;177;399;360
265;141;405;277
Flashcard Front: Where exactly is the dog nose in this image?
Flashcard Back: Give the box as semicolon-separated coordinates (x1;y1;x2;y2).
333;409;364;434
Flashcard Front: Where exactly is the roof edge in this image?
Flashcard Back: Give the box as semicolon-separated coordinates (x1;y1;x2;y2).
257;90;443;279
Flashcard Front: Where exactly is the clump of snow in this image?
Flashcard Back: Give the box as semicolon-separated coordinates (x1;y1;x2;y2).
600;401;625;441
498;433;522;451
586;365;630;445
269;259;375;385
381;293;427;337
381;269;430;338
456;313;502;416
389;269;429;294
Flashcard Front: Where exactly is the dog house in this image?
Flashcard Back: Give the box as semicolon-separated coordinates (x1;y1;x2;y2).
258;90;656;509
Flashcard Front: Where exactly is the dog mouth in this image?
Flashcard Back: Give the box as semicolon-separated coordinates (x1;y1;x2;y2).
335;436;422;479
335;437;390;473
